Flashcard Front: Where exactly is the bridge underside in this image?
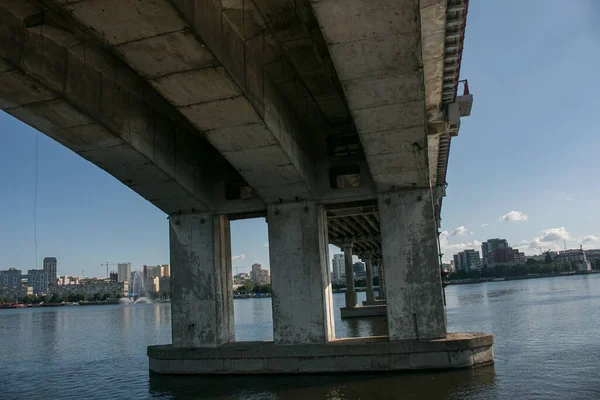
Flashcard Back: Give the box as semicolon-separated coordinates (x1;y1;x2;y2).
0;0;488;374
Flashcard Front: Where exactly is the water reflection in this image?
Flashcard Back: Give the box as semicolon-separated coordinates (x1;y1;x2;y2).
148;366;497;400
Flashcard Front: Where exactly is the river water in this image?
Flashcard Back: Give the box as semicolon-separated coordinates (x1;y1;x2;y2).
1;274;600;399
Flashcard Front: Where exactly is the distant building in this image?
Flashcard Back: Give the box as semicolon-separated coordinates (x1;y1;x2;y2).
51;279;129;298
556;248;594;271
453;249;481;273
27;269;47;294
353;262;365;274
43;257;57;288
0;268;25;300
117;263;131;287
481;239;508;266
250;264;270;285
109;271;119;282
486;247;526;266
159;277;171;297
332;254;345;283
58;275;80;285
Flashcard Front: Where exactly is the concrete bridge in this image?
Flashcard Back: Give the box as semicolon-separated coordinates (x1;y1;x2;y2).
0;0;492;374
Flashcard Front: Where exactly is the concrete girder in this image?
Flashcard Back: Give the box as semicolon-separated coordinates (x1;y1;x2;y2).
0;1;243;214
309;0;430;190
52;0;317;204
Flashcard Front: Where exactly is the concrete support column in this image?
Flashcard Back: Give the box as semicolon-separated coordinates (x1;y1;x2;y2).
268;202;334;345
377;262;386;300
378;189;446;341
169;213;234;348
343;245;357;308
365;257;375;303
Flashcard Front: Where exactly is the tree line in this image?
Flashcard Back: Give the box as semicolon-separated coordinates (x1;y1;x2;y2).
448;257;600;280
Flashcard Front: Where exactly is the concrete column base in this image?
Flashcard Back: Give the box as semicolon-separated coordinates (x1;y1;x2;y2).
362;299;386;306
148;333;494;375
341;305;387;318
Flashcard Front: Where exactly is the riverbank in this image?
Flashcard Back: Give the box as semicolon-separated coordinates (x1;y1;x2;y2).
445;270;600;286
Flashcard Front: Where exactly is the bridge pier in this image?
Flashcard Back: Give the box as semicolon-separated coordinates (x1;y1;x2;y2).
268;202;334;345
169;213;234;348
149;199;493;374
379;189;446;340
342;244;358;309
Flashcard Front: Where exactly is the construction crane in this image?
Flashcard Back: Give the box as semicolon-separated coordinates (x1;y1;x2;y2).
100;261;122;279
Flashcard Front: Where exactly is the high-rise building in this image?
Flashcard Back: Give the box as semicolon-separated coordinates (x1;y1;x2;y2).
0;268;24;300
453;249;482;273
117;263;131;286
481;239;509;266
27;269;47;294
250;263;270;284
43;257;57;287
353;262;365;274
332;254;345;283
251;263;261;282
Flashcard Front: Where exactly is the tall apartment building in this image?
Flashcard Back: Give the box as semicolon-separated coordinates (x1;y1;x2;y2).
43;257;57;287
481;239;508;266
27;269;47;294
331;254;345;283
250;263;270;285
117;263;131;284
453;249;482;273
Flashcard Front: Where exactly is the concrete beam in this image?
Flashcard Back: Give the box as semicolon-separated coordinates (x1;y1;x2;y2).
51;0;318;204
0;0;250;214
309;0;430;190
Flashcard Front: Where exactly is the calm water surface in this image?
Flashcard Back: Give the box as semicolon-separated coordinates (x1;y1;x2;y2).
1;274;600;399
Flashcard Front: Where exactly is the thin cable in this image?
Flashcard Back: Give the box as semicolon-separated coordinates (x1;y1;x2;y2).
34;133;38;269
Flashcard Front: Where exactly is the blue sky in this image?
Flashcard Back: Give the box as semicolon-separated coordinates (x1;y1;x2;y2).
1;0;599;276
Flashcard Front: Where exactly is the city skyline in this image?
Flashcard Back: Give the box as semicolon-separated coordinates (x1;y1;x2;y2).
1;1;600;273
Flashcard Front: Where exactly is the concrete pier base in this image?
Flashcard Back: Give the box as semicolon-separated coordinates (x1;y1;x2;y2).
148;333;494;375
341;305;387;318
362;299;386;306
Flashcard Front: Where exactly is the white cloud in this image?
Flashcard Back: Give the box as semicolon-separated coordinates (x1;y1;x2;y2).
583;235;598;243
263;243;269;248
439;230;482;259
450;226;469;236
539;227;570;242
480;223;489;227
232;254;246;261
499;210;528;222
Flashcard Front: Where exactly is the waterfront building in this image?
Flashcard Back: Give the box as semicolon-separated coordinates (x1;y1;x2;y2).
481;239;508;266
331;254;345;283
453;249;482;273
0;268;25;300
486;247;526;266
250;264;270;285
27;269;47;294
51;279;129;298
159;277;171;297
353;262;365;274
117;262;131;287
43;257;57;288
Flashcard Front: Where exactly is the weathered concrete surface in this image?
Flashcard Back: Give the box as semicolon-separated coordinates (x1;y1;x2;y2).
365;257;375;303
148;332;494;374
268;202;334;345
51;0;318;203
378;189;446;341
170;213;234;347
309;0;430;190
0;0;264;215
340;304;387;318
343;245;358;308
